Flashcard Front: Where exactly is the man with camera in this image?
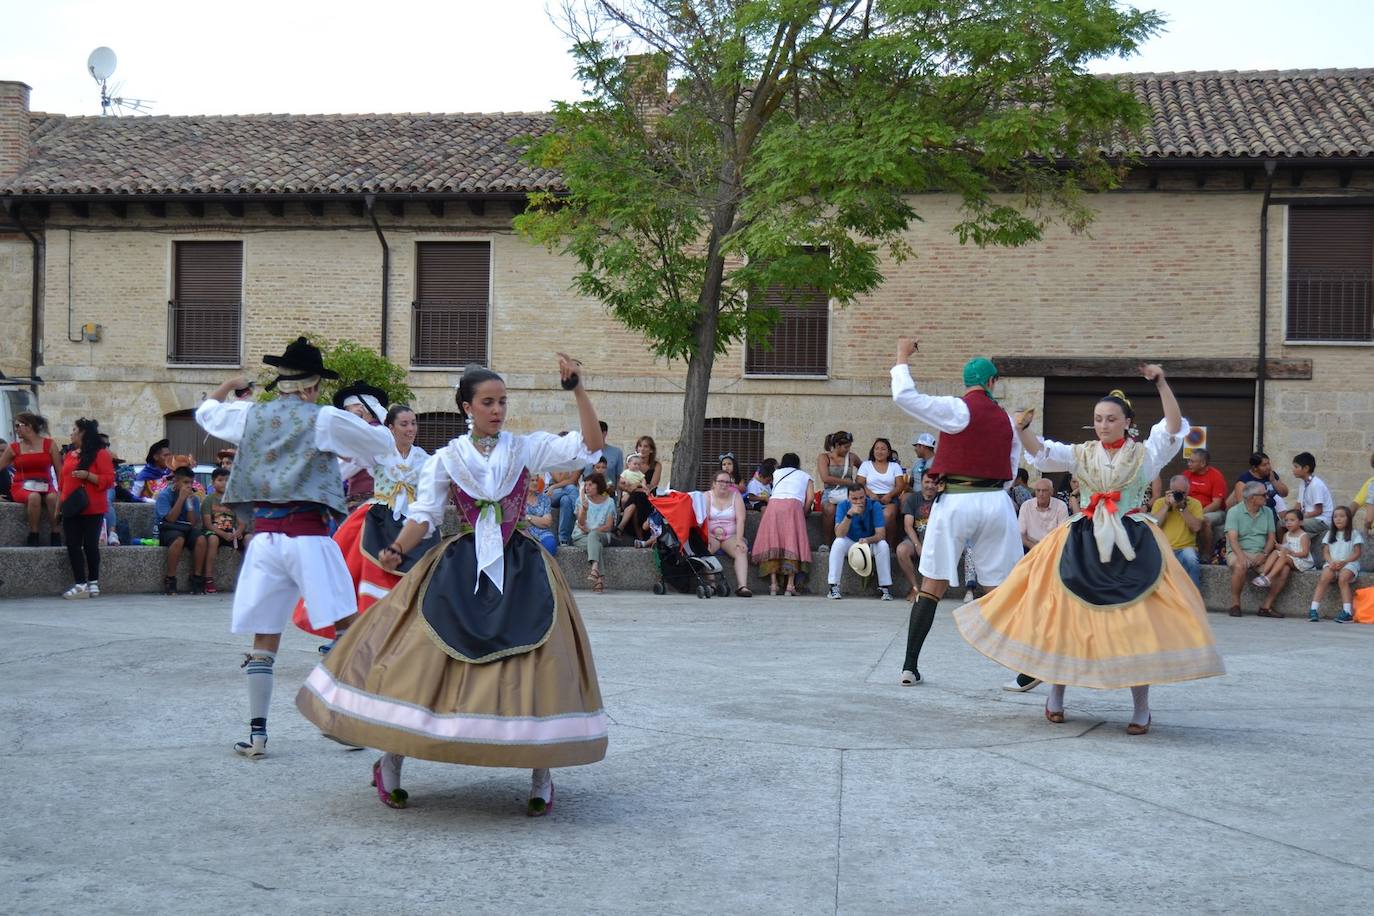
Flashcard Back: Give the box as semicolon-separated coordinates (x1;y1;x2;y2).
1150;473;1205;589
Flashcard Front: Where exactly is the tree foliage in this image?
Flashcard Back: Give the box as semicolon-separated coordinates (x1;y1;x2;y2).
517;0;1161;488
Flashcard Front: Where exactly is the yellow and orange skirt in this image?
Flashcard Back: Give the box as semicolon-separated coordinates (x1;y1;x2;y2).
953;517;1224;689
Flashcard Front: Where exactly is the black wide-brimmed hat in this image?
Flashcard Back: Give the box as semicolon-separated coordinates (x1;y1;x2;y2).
333;379;389;423
263;337;337;388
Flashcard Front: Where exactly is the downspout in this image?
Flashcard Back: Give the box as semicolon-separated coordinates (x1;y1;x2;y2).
364;194;390;358
4;202;44;385
1256;159;1277;452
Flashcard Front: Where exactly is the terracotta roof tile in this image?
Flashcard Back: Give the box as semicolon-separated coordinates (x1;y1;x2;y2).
5;69;1374;197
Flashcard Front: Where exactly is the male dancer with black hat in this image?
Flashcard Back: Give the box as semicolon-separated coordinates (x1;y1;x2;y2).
891;337;1022;685
196;338;393;757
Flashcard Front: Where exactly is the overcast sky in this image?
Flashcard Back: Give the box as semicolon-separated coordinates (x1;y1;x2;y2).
2;0;1368;117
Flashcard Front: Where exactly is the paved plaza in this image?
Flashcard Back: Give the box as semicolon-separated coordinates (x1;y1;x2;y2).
2;590;1371;915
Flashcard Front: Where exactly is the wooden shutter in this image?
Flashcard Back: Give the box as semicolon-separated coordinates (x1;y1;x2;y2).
169;241;242;365
699;418;765;489
412;242;490;366
745;248;829;376
164;409;235;465
415;411;466;454
1287;208;1374;342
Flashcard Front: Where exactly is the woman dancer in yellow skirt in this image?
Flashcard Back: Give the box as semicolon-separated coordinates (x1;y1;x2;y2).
296;355;608;815
953;364;1223;734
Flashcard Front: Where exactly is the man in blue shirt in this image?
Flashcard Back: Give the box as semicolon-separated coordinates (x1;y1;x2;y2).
827;482;894;600
154;465;207;595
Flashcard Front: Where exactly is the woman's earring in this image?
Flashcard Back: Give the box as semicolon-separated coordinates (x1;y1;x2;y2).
465;414;473;433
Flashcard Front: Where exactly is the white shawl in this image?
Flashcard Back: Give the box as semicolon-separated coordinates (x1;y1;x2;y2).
439;433;526;594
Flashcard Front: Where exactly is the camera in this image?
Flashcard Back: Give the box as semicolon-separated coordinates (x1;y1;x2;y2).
1171;490;1187;503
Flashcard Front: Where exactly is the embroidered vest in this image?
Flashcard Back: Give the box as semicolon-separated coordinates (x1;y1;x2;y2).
930;390;1014;481
223;398;347;514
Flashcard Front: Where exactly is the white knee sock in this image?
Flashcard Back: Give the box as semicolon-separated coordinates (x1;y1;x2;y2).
379;752;405;792
242;650;276;736
530;767;553;801
1130;685;1150;726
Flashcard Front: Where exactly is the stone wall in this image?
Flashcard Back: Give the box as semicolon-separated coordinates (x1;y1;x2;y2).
0;233;33;376
28;179;1374;497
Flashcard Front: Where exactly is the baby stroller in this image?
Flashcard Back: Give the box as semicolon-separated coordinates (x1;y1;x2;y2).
647;491;728;599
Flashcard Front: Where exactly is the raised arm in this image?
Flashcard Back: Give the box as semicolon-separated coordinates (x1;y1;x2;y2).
890;338;971;433
558;353;604;454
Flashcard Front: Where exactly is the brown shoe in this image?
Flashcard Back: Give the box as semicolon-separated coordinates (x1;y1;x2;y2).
1256;606;1284;618
1228;605;1242;617
1126;717;1152;736
1044;703;1065;724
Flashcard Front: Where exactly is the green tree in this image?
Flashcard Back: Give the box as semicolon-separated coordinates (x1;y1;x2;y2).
256;338;414;408
517;0;1160;489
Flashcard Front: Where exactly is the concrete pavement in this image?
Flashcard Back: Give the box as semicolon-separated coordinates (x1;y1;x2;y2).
2;591;1371;914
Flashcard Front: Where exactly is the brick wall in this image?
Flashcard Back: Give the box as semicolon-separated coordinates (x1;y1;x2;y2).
0;81;31;182
29;185;1374;498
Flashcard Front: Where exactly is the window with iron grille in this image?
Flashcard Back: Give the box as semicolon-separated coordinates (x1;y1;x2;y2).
168;241;242;365
415;411;466;455
745;249;830;376
1286;207;1374;343
412;242;491;367
165;409;235;466
699;418;765;489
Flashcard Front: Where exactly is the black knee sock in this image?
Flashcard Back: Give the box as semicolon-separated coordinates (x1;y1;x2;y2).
902;592;939;672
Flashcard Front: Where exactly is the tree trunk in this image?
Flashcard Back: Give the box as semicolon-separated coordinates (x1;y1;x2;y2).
669;258;725;492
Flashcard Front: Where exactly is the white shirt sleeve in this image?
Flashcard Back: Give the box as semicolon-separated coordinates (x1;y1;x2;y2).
890;365;970;433
1004;415;1023;489
314;406;394;465
406;449;452;536
1141;417;1190;482
194;399;251;444
857;460;876;481
523;431;596;475
1026;438;1077;474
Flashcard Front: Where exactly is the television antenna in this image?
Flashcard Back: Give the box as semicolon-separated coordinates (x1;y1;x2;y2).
86;47;155;115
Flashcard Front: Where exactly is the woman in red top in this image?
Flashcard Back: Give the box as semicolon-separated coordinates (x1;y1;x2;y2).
59;418;115;599
0;412;62;546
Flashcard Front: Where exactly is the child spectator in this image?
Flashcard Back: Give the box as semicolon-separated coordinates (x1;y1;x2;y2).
156;465;208;595
1252;508;1312;598
618;453;647;494
1292;451;1332;547
201;466;247;593
1312;506;1363;623
745;459;777;510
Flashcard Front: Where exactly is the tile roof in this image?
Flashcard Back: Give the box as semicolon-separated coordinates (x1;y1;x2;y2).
7;112;561;196
1118;68;1374;159
4;69;1374;197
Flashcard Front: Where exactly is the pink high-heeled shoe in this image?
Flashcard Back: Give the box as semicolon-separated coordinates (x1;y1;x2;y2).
370;758;409;809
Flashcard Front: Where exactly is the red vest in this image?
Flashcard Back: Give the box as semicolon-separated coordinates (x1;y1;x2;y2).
929;390;1014;481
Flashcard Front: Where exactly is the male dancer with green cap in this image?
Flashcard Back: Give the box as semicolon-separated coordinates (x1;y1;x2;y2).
891;337;1022;684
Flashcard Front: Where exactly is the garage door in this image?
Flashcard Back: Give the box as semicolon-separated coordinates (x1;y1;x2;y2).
1041;378;1255;487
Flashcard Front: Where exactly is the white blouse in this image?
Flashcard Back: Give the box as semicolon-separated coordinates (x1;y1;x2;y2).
769;468;813;503
857;460;903;496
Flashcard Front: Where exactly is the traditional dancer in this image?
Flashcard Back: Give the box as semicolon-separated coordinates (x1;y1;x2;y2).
295;356;609;816
890;338;1022;684
195;337;395;757
292;398;437;646
334;380;388;510
954;367;1225;734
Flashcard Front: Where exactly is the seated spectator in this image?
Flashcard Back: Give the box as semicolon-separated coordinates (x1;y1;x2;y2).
1149;474;1203;589
156;465;207;595
1225;482;1277;617
816;431;858;543
896;471;938;600
594;421;625;490
1010;468;1033;511
133;439;174;500
523;472;558;554
1021;477;1070;554
1312;506;1363;623
616;454;656;541
1183;447;1228;562
1354;451;1374;538
908;433;936;483
547;455;583;547
718;452;745;494
1054;474;1081;515
1252;508;1312;603
1;411;62;546
1292;451;1332;550
744;458;776;510
826;482;893;601
634;435;663;493
618;453;647;494
571;472;616;593
705;470;752;596
216;448;236;470
856;437;905;545
1228;451;1288;516
200;466;248;592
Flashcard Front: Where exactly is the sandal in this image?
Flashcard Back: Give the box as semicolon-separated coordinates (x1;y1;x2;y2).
1044;703;1066;724
592;572;605;593
1256;606;1284;618
769;584;778;596
1228;605;1242;617
784;587;797;597
735;586;753;597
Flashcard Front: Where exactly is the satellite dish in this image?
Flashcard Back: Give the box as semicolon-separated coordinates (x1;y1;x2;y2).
87;47;117;82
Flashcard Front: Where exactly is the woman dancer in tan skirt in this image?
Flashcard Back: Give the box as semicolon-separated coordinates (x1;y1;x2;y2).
296;355;608;815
